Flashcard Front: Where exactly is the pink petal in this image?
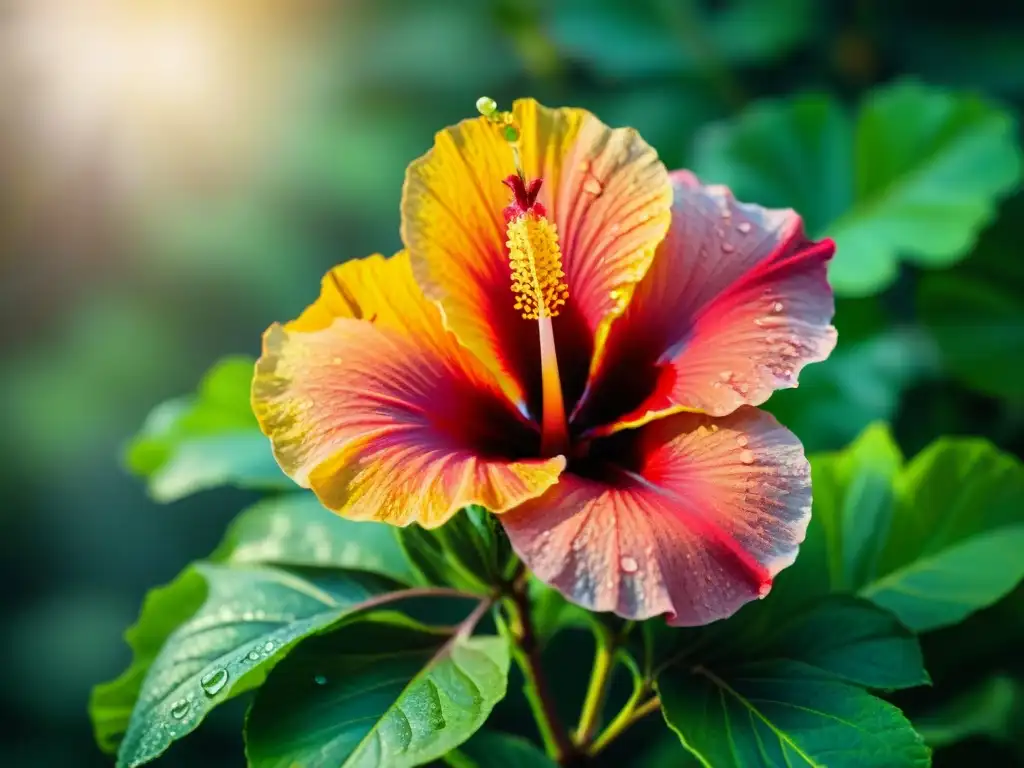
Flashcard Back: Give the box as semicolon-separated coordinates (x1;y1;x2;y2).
575;171;836;434
500;407;811;626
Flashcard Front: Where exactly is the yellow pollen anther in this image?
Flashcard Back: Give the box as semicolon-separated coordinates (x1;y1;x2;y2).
506;214;569;320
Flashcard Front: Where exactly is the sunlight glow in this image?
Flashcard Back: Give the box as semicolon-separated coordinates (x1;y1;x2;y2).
1;0;313;200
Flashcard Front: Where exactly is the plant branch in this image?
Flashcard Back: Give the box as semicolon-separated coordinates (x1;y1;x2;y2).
588;680;662;757
502;568;577;764
349;586;482;617
574;632;615;745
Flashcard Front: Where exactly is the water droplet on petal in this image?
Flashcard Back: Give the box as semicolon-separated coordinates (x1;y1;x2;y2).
620;556;639;574
757;582;772;599
737;222;752;234
170;699;191;720
719;370;732;382
772;302;784;313
736;435;749;448
583;178;603;195
200;669;228;697
314;674;328;686
721;242;736;254
740;450;755;465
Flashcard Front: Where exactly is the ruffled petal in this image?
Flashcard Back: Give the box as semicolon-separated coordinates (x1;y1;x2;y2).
501;408;810;626
287;252;446;341
575;171;836;434
402;98;672;416
253;253;564;528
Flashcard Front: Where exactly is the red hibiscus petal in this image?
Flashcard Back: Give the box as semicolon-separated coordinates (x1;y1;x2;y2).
500;408;811;626
575;171;836;434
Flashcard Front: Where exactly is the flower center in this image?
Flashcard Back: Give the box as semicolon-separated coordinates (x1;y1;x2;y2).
504;176;569;321
478;97;570;457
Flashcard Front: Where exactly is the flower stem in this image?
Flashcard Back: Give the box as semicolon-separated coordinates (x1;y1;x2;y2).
588;683;662;757
503;570;576;764
574;630;615;745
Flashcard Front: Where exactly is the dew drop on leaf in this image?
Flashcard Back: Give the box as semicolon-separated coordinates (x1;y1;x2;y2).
200;668;229;697
170;699;191;720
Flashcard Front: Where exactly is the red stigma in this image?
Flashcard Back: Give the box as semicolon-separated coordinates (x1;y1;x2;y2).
503;174;546;222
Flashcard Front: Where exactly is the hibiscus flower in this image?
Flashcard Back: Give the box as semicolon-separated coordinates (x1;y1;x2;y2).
252;98;836;626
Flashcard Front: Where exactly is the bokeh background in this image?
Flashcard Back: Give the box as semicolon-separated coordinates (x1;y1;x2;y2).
2;0;1022;765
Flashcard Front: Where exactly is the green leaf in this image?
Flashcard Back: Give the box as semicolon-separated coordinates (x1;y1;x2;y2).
866;438;1024;631
810;424;904;592
693;80;1021;296
114;563;400;767
914;675;1024;750
245;614;510;768
660;661;929;768
450;730;557;768
656;597;930;768
125;356;291;502
91;488;425;759
918;194;1024;404
804;425;1024;632
213;493;414;584
398;507;513;593
89;570;207;755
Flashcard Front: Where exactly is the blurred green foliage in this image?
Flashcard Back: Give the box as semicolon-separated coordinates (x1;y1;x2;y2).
2;0;1024;766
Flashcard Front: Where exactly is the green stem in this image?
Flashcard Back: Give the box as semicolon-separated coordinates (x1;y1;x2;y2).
588;683;661;757
503;572;576;764
574;631;615;745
